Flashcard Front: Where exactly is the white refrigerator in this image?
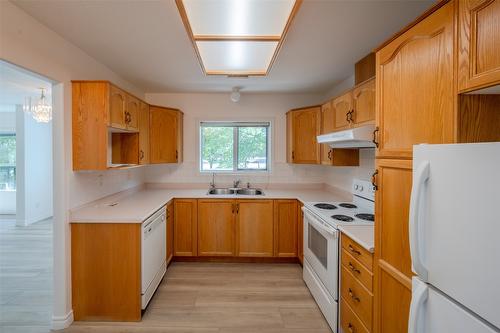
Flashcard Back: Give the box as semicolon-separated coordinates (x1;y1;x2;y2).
408;143;500;333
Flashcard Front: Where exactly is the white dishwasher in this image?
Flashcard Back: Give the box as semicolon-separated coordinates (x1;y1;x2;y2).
141;206;166;309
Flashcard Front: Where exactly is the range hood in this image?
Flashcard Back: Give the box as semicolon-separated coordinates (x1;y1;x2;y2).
317;124;376;148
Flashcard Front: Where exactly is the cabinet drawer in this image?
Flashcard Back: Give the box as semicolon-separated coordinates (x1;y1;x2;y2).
342;249;373;291
341;266;373;330
341;234;373;270
341;297;370;333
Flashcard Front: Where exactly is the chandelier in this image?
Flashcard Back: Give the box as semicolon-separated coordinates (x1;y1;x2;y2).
23;88;52;123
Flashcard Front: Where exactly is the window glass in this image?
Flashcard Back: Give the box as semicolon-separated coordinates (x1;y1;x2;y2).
0;134;16;190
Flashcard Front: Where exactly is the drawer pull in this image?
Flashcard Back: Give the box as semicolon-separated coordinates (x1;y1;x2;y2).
348;323;355;333
348;288;360;303
348;262;360;274
348;244;361;255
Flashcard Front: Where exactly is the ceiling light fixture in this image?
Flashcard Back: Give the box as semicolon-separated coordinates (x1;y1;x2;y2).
230;87;241;103
176;0;302;77
23;88;52;123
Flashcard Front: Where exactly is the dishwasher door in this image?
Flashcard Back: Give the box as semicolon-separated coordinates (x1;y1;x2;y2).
141;207;166;295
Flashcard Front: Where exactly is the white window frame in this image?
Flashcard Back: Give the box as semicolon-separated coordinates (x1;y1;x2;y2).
199;121;271;174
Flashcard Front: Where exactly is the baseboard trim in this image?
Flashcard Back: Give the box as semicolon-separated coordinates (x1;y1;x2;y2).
173;256;300;264
52;310;73;330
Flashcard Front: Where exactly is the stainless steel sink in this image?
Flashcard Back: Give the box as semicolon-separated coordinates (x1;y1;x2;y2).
236;188;264;195
207;188;236;195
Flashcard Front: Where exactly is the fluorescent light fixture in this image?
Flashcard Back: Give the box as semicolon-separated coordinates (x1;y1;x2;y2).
176;0;301;76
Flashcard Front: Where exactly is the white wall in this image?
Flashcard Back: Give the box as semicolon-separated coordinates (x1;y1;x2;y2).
145;92;328;187
1;1;146;327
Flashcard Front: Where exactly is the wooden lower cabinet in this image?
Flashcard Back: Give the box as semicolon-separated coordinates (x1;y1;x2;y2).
273;200;298;257
173;199;198;256
166;200;174;264
198;199;235;256
236;200;274;257
341;297;370;333
297;201;304;264
373;159;413;333
71;223;141;321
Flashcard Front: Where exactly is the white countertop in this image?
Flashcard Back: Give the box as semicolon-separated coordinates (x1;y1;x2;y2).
338;225;375;253
70;187;351;223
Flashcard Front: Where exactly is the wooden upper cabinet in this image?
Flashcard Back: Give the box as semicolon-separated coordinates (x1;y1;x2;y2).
109;85;127;129
166;200;174;265
274;200;298;258
173;199;198;257
287;106;321;164
236;200;274;257
149;106;183;164
459;0;500;92
125;94;140;131
352;78;375;127
197;200;235;256
320;101;335;165
376;1;455;159
138;102;150;164
332;91;352;130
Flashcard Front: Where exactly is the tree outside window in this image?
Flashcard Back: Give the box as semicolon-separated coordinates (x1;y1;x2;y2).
0;134;16;190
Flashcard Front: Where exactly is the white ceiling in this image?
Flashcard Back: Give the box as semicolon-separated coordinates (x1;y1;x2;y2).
12;0;433;94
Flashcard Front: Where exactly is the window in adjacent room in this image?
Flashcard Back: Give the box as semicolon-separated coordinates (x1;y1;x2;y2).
0;134;16;190
200;122;269;172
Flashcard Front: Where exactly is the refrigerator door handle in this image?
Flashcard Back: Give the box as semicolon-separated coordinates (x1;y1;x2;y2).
409;160;430;280
408;278;429;333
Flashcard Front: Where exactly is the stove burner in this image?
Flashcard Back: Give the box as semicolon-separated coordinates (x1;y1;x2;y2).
339;203;357;209
331;214;355;222
355;213;374;221
314;203;337;210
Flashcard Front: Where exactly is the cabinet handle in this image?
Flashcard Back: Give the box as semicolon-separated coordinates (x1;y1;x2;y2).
348;262;360;274
345;111;350;123
236;203;239;214
140;150;144;160
292;151;295;161
175;150;178;161
348;288;360;302
371;169;379;191
372;126;379;148
348;244;361;255
348;323;355;333
328;149;332;160
349;110;354;122
232;203;235;214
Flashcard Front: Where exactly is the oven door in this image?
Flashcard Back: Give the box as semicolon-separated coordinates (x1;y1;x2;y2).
303;207;339;299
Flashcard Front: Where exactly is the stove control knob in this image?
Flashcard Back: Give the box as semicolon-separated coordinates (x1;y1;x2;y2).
354;185;359;190
359;185;364;191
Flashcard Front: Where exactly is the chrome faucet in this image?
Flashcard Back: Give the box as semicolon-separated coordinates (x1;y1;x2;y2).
210;173;216;189
246;182;251;189
233;179;241;188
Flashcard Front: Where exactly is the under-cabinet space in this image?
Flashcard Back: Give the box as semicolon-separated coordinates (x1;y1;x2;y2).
109;132;139;167
458;94;500;143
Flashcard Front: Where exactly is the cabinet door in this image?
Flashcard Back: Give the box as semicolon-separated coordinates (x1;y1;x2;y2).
352;78;375;127
459;0;500;92
236;200;274;257
320;101;335;165
376;2;455;159
173;199;197;256
166;200;174;264
198;200;235;256
125;94;140;131
150;106;181;163
273;200;298;257
373;159;413;333
332;91;352;130
109;85;126;129
289;107;321;164
138;102;150;164
297;201;304;264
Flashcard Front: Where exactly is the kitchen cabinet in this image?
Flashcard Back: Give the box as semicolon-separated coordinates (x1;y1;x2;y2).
297;201;304;264
273;200;298;257
125;94;140;131
138;101;150;164
351;78;375;127
458;0;500;92
150;106;183;164
173;199;197;256
320;101;335;165
286;106;321;164
332;91;352;130
375;1;455;159
109;84;128;129
197;199;235;256
373;158;413;333
166;200;174;264
236;200;274;257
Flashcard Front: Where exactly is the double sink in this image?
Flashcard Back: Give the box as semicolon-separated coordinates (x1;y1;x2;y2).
207;188;264;196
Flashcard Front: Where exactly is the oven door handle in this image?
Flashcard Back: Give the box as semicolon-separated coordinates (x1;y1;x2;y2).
303;209;338;237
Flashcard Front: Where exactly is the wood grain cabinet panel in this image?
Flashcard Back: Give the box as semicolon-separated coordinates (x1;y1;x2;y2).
352;78;375;127
166;200;174;264
286;107;321;164
109;84;127;129
236;200;274;257
297;201;304;264
341;266;373;330
273;200;298;257
459;0;500;91
125;94;140;131
150;106;183;164
198;199;235;256
376;1;455;159
174;199;198;256
332;91;352;130
341;298;370;333
320;101;335;165
138;101;150;164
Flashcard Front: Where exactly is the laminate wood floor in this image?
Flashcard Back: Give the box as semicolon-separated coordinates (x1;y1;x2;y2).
63;262;332;333
0;217;53;333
